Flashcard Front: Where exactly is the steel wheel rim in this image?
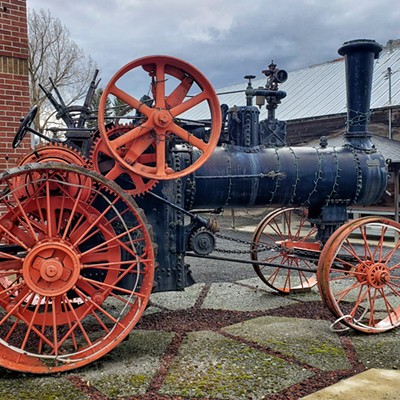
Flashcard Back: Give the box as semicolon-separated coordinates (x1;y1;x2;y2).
318;217;400;333
251;207;319;294
0;163;155;372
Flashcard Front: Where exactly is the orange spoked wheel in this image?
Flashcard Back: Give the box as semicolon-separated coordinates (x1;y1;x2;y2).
17;142;89;167
91;124;159;196
318;217;400;333
0;163;155;373
14;143;92;202
98;55;222;180
251;207;319;294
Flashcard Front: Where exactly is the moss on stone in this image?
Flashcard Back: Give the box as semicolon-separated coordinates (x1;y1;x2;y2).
161;331;312;399
80;330;175;398
224;316;351;371
351;332;400;369
0;377;88;400
91;373;150;398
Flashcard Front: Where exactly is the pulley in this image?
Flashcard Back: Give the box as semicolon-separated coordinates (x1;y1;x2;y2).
189;228;216;255
97;55;222;181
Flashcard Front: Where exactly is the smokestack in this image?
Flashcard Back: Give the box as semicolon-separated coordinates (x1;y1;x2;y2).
338;39;382;149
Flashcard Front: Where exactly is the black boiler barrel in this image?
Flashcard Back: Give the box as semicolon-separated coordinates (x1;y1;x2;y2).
190;144;387;209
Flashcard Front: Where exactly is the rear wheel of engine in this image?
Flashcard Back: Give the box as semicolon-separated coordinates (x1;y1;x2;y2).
318;217;400;333
0;163;155;373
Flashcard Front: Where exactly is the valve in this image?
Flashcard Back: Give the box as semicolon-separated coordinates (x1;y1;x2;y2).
263;61;288;90
244;75;256;106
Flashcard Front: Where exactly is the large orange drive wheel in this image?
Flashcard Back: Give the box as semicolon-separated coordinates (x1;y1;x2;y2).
98;55;221;180
318;217;400;333
0;163;155;373
251;207;319;294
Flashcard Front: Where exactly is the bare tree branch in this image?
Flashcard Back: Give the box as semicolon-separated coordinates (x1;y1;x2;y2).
28;8;98;132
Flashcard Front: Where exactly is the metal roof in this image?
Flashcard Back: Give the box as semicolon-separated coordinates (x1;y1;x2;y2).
184;40;400;121
308;133;400;164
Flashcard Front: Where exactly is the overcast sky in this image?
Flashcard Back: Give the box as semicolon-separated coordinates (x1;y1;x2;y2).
27;0;400;93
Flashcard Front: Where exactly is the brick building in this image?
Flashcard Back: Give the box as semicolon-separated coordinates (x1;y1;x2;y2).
0;0;30;170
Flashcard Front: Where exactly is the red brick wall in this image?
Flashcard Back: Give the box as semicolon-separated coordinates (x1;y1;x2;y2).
0;0;30;170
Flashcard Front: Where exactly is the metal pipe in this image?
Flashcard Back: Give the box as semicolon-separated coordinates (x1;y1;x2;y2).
338;39;382;149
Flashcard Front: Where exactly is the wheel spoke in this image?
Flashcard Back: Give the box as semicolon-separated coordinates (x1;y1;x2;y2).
367;288;378;326
155;137;167;176
383;240;400;264
61;296;79;351
166;76;193;108
112;123;152;150
252;208;317;293
123;134;155;166
109;84;152;118
170;90;208;117
171;123;209;152
154;61;166;108
79;224;144;258
58;294;94;351
73;286;127;329
69;198;119;247
334;279;364;303
80;272;146;298
104;164;124;181
0;223;36;249
52;296;61;356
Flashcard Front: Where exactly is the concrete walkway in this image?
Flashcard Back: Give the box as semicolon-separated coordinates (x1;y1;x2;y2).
0;278;398;399
300;368;400;399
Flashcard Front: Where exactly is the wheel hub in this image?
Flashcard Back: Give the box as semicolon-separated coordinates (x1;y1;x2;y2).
354;261;372;283
23;241;81;297
367;263;390;288
40;258;63;281
153;109;173;129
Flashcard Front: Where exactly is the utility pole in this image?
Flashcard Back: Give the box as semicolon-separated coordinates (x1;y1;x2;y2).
387;67;392;139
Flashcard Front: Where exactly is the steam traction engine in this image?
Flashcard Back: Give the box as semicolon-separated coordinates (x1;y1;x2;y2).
0;39;398;373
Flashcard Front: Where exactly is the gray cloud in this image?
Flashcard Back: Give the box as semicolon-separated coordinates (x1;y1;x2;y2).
28;0;400;95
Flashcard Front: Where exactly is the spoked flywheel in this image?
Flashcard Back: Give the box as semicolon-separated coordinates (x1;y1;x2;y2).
0;163;155;373
98;55;222;180
318;217;400;333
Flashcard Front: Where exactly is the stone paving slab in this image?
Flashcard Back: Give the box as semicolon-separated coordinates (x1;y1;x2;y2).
202;282;298;311
0;375;89;400
150;283;206;310
224;316;351;371
350;331;400;370
300;368;400;400
160;330;313;399
238;277;322;302
77;330;175;398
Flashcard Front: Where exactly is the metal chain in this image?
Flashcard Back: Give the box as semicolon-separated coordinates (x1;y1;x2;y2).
214;232;277;254
213;231;324;261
